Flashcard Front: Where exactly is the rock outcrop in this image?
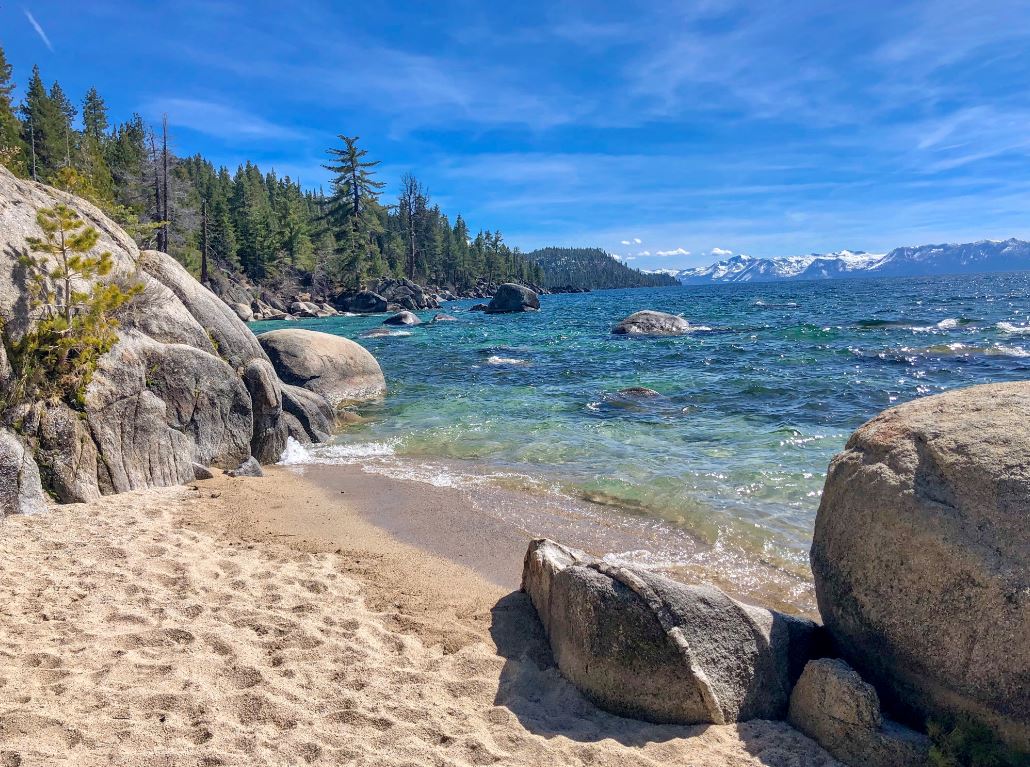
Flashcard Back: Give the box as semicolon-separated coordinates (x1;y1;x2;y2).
0;429;47;518
383;311;422;326
789;659;931;767
257;329;386;407
337;290;388;314
612;310;689;336
0;167;340;504
486;283;540;314
812;382;1030;750
522;539;819;725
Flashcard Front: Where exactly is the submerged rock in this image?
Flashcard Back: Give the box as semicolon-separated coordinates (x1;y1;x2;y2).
383;311;422;326
612;310;689;336
469;303;489;312
258;329;386;407
812;381;1030;750
522;539;819;725
486;283;540;314
789;658;931;767
618;386;661;397
432;313;458;322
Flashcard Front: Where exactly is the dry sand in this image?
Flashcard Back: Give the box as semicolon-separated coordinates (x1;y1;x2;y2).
0;467;839;766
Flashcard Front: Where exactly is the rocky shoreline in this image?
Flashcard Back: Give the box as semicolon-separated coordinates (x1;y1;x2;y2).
1;168;1026;766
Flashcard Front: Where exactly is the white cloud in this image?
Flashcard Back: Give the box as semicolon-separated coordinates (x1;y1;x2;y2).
656;247;691;257
24;10;54;52
637;250;651;256
710;247;733;256
633;237;642;244
620;239;631;245
143;98;304;141
625;256;636;260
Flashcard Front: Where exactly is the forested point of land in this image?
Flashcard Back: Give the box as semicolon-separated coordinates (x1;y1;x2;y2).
524;247;679;290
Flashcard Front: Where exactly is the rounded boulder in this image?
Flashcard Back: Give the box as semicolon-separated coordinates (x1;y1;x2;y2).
258;328;386;407
811;381;1030;750
612;310;689;336
383;311;422;326
486;283;540;314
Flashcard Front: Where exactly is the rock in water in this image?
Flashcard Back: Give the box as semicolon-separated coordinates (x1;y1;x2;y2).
612;310;689;336
258;329;386;408
469;303;489;312
618;386;661;397
338;290;388;313
0;429;47;518
522;539;818;725
812;381;1030;750
486;284;540;314
227;456;264;478
789;658;931;767
383;311;422;326
432;314;458;322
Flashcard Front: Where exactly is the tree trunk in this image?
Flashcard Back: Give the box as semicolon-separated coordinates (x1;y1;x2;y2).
200;201;209;284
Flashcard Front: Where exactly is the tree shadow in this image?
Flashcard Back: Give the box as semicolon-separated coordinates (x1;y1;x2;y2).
488;590;835;764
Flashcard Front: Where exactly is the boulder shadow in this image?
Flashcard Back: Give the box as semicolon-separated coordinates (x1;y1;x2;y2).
488;590;836;764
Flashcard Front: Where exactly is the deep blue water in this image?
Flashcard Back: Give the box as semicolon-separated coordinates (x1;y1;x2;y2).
256;273;1030;599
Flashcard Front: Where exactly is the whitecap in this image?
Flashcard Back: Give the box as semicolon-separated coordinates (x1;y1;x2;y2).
278;437;397;466
487;356;529;365
936;318;958;329
997;321;1030;334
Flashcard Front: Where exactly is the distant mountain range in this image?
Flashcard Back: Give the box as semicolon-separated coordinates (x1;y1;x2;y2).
651;239;1030;284
525;247;679;290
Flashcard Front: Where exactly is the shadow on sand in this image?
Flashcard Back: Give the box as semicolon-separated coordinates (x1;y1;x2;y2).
488;590;831;765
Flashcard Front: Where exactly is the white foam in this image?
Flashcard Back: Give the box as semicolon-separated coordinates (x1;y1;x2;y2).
936;318;958;329
486;356;529;365
277;437;397;466
997;321;1030;334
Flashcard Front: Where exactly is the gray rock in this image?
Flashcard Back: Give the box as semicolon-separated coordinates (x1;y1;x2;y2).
281;384;336;444
232;302;254;323
242;358;289;464
22;402;101;503
342;290;388;313
383;311;422;326
469;303;489;312
432;313;458;322
193;463;215;480
0;428;47;517
289;300;320;318
258;329;386;407
812;382;1030;751
227;456;264;478
486;283;540;314
789;658;931;767
612;310;689;336
522;539;818;725
618;387;661;397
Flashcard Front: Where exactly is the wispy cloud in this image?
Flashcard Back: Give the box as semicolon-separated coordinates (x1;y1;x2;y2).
142;97;304;142
24;9;54;52
656;247;690;257
710;247;733;256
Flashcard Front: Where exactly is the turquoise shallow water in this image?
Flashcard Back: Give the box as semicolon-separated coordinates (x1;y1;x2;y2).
255;273;1030;604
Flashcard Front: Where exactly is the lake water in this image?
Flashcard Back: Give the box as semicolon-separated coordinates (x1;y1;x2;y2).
257;272;1030;612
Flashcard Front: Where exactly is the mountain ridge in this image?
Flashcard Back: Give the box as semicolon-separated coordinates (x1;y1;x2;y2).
657;238;1030;284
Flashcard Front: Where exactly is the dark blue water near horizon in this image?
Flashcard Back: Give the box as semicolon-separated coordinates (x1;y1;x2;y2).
257;272;1030;607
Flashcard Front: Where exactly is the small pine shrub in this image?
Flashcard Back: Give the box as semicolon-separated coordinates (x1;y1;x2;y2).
4;203;142;409
928;716;1029;767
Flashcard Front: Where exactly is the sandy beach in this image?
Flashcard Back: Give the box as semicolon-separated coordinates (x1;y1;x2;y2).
0;466;838;766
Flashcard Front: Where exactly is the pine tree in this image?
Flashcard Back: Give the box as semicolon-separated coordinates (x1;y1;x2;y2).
323;135;385;288
0;46;27;175
81;87;109;140
20;66;65;179
48;81;76;167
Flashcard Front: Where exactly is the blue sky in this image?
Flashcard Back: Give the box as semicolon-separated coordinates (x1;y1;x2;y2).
4;1;1030;270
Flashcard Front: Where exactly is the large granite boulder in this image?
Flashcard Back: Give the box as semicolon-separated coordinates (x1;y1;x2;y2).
486;283;540;314
280;384;336;444
522;539;819;724
789;658;931;767
257;329;386;407
0;428;47;518
383;311;422;326
0;167;335;500
337;290;388;314
812;382;1030;750
612;310;689;336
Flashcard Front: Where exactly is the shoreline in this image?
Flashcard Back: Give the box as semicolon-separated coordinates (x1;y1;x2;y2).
278;455;818;617
0;467;838;765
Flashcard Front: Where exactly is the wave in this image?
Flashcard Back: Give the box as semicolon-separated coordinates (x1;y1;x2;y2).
278;437;397;466
997;321;1030;334
486;356;529;365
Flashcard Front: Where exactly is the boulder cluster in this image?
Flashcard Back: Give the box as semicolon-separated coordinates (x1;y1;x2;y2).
0;168;384;512
522;380;1029;765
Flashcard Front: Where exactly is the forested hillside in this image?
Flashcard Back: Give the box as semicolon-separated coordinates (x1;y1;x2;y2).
525;247;679;290
0;47;544;294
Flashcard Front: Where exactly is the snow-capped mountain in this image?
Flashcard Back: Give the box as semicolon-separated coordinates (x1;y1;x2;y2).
662;239;1030;284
